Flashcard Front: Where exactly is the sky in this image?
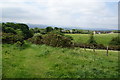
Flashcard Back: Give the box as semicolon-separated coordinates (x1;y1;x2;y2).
0;0;119;30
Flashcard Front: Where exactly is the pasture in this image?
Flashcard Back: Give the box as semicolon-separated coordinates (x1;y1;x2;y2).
65;33;118;46
2;43;118;78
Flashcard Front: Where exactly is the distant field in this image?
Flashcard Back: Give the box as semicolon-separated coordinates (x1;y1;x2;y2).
2;43;118;78
65;33;118;46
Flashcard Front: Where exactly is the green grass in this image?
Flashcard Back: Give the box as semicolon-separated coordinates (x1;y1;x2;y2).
2;43;118;78
65;33;118;46
0;44;2;79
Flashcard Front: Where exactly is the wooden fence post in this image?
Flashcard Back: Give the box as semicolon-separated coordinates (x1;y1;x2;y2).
106;46;109;56
93;45;95;52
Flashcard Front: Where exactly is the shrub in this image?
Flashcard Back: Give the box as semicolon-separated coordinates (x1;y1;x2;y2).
46;27;53;32
28;33;43;45
2;33;24;44
88;33;97;45
42;32;73;48
15;41;23;47
64;35;73;40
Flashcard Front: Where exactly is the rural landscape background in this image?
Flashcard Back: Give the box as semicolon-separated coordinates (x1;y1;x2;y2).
1;0;120;79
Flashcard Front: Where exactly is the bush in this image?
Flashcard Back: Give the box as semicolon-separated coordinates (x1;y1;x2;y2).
88;33;97;45
28;33;43;45
28;32;73;48
15;41;23;47
2;33;24;44
42;32;73;48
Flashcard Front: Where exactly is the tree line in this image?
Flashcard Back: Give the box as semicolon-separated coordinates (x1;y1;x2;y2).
2;22;120;50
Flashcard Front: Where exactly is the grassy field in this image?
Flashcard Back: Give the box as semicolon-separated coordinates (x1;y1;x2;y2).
0;44;2;79
65;33;118;46
2;43;118;78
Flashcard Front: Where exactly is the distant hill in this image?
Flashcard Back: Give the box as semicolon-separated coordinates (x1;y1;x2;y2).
27;24;49;29
27;23;118;31
27;24;74;30
1;22;118;31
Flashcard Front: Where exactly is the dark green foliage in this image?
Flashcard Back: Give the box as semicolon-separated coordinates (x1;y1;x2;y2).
2;22;33;39
54;27;59;30
46;27;53;32
28;32;73;48
88;33;97;45
49;30;64;36
2;33;24;44
54;27;63;32
42;32;73;48
59;28;64;32
30;28;46;34
16;23;33;39
33;27;41;33
72;29;78;34
109;36;120;45
4;27;16;34
112;30;120;33
28;33;43;45
64;35;73;40
15;41;23;47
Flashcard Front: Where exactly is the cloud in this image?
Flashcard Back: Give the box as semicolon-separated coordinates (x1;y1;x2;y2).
0;0;118;29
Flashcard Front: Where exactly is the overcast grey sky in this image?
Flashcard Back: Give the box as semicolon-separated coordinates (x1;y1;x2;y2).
0;0;119;29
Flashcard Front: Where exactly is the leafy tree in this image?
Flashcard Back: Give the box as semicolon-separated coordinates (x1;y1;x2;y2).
72;29;77;33
59;28;63;32
4;22;18;29
17;23;33;39
15;29;24;37
88;32;97;45
29;28;34;35
39;29;46;34
54;27;59;30
34;27;41;33
46;27;53;32
4;27;16;34
2;22;33;39
48;30;64;36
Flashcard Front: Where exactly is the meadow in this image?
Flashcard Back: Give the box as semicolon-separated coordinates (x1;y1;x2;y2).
65;33;118;46
2;43;118;78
